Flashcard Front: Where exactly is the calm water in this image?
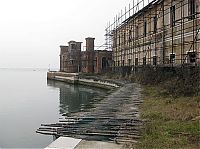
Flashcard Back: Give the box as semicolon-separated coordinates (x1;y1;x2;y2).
0;69;106;148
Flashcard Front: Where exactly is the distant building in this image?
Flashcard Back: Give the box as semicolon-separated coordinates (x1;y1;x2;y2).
60;37;112;74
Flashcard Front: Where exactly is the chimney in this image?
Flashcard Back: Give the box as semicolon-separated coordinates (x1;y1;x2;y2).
85;37;95;51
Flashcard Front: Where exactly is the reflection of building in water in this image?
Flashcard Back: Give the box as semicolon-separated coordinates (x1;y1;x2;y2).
47;80;105;114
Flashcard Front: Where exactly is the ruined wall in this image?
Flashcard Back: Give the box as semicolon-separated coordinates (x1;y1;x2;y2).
60;46;68;72
94;50;112;74
60;37;112;74
60;41;81;73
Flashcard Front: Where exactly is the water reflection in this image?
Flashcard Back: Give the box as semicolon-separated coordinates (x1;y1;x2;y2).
47;80;106;115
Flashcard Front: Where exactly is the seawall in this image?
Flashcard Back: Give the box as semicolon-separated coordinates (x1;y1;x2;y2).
47;71;120;90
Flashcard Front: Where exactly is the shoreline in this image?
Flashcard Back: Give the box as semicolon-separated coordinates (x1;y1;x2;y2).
38;74;143;148
47;71;121;90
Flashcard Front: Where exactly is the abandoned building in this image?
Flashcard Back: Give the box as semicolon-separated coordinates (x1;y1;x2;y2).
105;0;200;72
60;37;112;74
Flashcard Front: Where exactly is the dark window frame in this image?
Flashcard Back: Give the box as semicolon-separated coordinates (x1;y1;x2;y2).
135;58;139;66
71;44;76;50
188;52;196;63
122;60;125;66
129;30;132;42
128;59;131;66
188;0;196;20
123;32;126;44
143;57;147;65
170;5;176;27
144;21;147;37
135;26;139;39
118;35;121;46
153;56;157;65
170;53;176;63
153;16;157;33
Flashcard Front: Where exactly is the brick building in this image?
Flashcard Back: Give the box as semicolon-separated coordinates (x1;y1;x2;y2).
105;0;200;72
60;37;112;74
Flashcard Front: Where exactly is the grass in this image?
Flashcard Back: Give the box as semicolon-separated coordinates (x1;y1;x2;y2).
138;86;200;149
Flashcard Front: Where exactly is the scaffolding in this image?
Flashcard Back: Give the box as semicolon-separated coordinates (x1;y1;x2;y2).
105;0;200;69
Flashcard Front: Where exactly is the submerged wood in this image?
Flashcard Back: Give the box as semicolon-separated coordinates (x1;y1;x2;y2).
36;83;143;144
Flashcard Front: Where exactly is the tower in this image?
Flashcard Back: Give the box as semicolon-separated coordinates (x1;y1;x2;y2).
85;37;95;73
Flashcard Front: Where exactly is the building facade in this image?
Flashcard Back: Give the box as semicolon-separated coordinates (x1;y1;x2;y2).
106;0;200;71
60;37;112;74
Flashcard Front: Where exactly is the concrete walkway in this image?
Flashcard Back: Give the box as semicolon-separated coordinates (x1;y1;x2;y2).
75;140;123;149
45;137;123;149
45;137;81;149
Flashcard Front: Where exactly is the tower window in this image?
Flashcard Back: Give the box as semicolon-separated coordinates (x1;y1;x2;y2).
71;44;76;49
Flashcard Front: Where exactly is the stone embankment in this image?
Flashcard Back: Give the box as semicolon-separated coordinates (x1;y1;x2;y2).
37;81;143;147
47;71;120;89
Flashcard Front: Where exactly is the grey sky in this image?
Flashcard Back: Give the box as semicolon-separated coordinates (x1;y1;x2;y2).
0;0;135;69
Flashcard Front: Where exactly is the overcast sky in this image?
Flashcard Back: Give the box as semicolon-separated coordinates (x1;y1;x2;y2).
0;0;142;69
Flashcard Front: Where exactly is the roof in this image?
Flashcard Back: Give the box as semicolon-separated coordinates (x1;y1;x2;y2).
116;0;163;29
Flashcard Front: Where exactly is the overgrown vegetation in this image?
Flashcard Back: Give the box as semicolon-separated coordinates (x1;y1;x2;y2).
103;66;200;148
138;86;200;148
132;66;200;97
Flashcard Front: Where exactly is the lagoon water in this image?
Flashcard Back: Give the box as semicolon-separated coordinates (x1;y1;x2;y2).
0;69;106;148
